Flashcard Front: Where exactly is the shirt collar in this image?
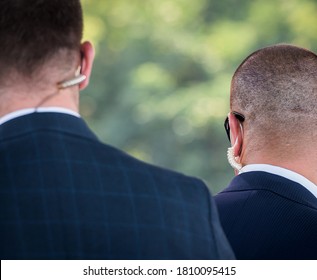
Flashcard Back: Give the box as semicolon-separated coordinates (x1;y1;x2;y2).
0;107;80;126
240;164;317;199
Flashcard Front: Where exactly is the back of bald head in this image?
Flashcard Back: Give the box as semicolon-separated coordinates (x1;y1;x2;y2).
231;44;317;150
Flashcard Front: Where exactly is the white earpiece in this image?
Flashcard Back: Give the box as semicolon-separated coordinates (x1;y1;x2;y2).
57;74;86;89
57;64;86;89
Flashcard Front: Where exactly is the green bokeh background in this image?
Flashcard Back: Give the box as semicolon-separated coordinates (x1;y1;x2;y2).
80;0;317;194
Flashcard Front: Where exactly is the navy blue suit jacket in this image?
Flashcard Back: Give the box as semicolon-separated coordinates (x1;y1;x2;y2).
0;112;234;260
215;171;317;259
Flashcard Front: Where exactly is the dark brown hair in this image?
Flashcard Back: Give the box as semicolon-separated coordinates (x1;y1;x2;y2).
0;0;83;77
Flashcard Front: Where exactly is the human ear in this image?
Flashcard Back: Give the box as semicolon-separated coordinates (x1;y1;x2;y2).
79;41;95;90
228;113;243;157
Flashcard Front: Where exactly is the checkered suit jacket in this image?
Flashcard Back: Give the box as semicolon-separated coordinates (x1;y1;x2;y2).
215;172;317;259
0;112;234;259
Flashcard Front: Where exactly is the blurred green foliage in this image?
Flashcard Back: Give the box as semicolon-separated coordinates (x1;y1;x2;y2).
80;0;317;193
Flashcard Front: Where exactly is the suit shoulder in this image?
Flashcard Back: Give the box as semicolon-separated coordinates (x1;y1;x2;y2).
107;142;206;182
91;141;210;193
215;173;317;212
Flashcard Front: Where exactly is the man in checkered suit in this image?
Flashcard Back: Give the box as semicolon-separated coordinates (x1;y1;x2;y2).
0;0;234;260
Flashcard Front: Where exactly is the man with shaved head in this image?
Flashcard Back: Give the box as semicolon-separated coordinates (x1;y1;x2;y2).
215;44;317;259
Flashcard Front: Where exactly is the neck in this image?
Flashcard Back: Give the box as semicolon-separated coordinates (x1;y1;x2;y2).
0;59;82;118
0;86;79;118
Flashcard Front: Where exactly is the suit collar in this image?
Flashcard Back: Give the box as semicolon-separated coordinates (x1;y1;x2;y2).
0;112;98;142
0;107;80;126
225;171;317;209
240;164;317;199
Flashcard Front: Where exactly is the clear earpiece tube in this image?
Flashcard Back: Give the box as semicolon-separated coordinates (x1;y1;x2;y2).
227;146;242;171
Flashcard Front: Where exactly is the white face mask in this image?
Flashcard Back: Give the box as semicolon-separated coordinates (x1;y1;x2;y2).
227;146;242;171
